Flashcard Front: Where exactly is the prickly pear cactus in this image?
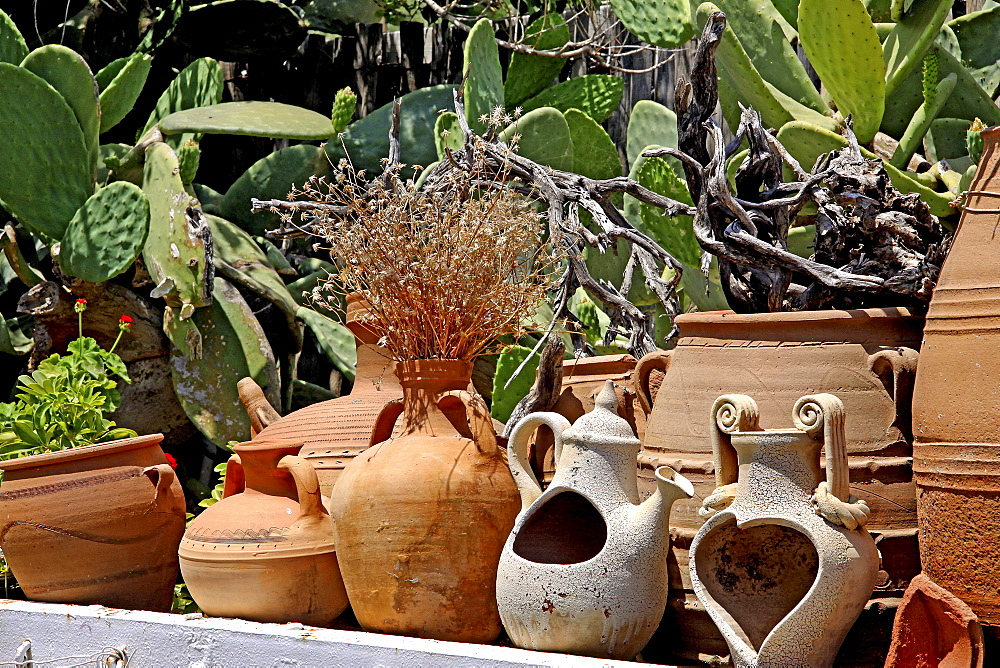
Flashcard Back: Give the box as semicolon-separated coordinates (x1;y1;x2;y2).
498;107;573;171
0;63;92;242
159;101;336;140
21;45;101;179
627;148;698;266
799;0;885;144
60;182;150;283
949;6;1000;98
882;0;952;99
490;345;538;424
463;18;504;134
142;142;213;318
177;139;201;184
521;74;624;123
95;53;153;133
297;307;357;380
0;10;27;65
504;13;570;109
611;0;694;48
168;277;280;446
564;108;622;180
626;100;677;167
434;111;464;160
968;118;987;164
142;56;224;152
922;50;940;107
331;87;357;134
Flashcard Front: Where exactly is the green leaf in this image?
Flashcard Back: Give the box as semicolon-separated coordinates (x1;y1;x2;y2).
96;53;153;133
521;74;624;123
498;107;573;171
159;101;335;140
463;19;504;134
564;108;622;180
0;10;28;65
504;13;570;108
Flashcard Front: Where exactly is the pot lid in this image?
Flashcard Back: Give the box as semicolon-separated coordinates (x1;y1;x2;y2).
560;380;638;446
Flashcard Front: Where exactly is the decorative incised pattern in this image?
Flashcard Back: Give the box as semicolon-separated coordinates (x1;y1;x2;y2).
186;526;290;543
0;468;140;500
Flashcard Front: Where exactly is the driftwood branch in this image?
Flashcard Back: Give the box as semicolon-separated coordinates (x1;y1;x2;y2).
503;336;565;437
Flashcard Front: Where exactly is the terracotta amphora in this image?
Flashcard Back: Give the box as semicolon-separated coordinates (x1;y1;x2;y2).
330;359;520;643
531;354;644;484
497;381;693;660
254;294;401;495
0;434;185;612
633;308;921;662
690;394;879;668
912;126;1000;627
178;438;348;626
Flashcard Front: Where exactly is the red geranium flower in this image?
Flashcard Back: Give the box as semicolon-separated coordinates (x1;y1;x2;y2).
119;315;134;328
164;453;178;470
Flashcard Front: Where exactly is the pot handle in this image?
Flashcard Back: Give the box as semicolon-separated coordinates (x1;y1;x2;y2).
278;455;329;523
439;390;498;455
221;454;245;499
369;398;404;446
634;350;672;416
710;394;760;489
237;377;280;437
794;394;872;530
506;412;571;510
141;464;176;510
868;347;919;443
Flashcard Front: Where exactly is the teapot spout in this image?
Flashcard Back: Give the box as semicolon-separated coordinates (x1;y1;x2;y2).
631;466;694;535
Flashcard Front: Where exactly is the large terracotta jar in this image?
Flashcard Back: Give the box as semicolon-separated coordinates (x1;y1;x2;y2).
0;434;185;612
330;359;520;643
179;438;348;626
633;308;923;663
255;294;401;495
912;126;1000;627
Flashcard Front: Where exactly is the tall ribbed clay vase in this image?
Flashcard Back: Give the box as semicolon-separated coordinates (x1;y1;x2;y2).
255;294;401;495
330;359;520;642
912;126;1000;626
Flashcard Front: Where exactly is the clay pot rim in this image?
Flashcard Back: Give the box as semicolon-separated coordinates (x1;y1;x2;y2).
675;307;919;325
395;358;474;379
981;126;1000;140
0;433;164;472
232;438;305;455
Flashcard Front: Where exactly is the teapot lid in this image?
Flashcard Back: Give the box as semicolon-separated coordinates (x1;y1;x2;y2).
561;380;639;447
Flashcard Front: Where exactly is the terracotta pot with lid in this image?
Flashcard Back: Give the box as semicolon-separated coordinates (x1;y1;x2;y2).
0;434;185;612
179;438;348;626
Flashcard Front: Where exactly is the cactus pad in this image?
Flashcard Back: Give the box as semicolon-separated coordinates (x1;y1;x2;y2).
521;74;624;123
490;345;538;423
626;100;677;167
159;101;336;140
95;53;153;133
434;111;464;160
331;87;356;134
177;140;201;184
142;141;213;315
799;0;885;144
168;277;280;446
883;0;952;98
926;118;975;161
610;0;694;48
297;306;357;380
499;107;573;171
0;63;92;242
565;108;622;180
142;57;224;137
0;10;27;65
463;18;504;134
504;13;570;108
21;45;100;178
627;148;698;267
949;6;1000;97
61;181;150;283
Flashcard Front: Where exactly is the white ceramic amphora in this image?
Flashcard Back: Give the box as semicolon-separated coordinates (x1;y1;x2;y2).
689;394;879;668
496;381;693;660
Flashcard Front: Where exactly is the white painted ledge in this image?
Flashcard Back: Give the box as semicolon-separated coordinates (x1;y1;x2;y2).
0;599;669;667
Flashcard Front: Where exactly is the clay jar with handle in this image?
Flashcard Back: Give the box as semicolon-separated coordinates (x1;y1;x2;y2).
911;126;1000;627
690;394;879;668
497;381;693;660
633;308;921;663
254;294;401;495
179;438;348;626
0;434;185;612
330;359;520;643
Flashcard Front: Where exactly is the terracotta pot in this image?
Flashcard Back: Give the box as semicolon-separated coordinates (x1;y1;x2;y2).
690;394;879;668
531;354;644;484
633;308;923;662
255;294;402;495
498;382;692;659
912;126;1000;626
179;438;348;626
0;434;185;612
330;359;520;643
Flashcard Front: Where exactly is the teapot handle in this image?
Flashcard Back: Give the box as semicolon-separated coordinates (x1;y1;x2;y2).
507;412;571;510
439;390;499;455
369;398;404;446
868;347;919;443
221;454;245;499
278;455;329;523
793;394;849;501
634;350;672;416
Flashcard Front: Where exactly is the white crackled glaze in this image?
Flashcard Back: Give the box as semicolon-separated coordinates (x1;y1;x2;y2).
689;395;880;668
497;381;693;660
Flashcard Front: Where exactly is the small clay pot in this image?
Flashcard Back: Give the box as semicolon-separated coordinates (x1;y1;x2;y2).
179;438;348;626
0;434;186;612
